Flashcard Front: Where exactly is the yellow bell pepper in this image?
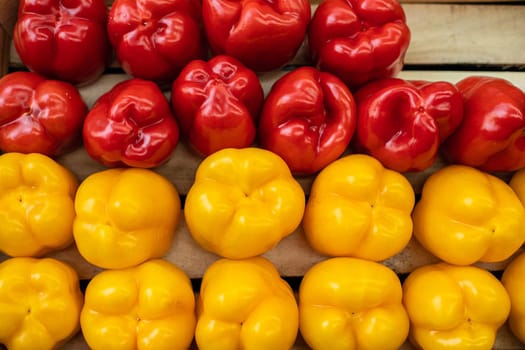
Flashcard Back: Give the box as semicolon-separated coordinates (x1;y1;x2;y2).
73;168;181;269
403;263;511;350
510;167;525;208
184;148;305;259
0;257;83;350
302;154;415;261
0;153;78;257
413;164;525;265
299;257;409;350
501;252;525;344
195;257;298;350
81;259;195;350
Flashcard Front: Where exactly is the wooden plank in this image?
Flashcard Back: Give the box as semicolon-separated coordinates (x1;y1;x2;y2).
404;4;525;66
1;209;522;280
0;28;8;77
62;323;524;350
7;4;525;69
66;70;525;110
44;70;523;198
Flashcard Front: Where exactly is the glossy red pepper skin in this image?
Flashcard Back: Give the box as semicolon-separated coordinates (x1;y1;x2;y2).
258;67;357;175
354;78;463;172
442;76;525;172
108;0;206;83
171;55;264;156
0;72;87;156
82;79;180;168
408;80;464;143
202;0;311;72
308;0;410;90
13;0;110;85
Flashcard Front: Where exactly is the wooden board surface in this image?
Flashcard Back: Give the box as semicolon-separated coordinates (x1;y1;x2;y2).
6;3;525;71
63;323;525;350
1;0;525;349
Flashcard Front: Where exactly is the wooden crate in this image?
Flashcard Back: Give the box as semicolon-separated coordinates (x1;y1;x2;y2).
1;0;525;348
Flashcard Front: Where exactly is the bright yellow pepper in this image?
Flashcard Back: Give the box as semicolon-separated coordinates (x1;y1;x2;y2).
184;148;305;259
403;263;511;350
510;166;525;208
81;259;195;350
413;165;525;265
501;252;525;344
0;257;83;350
196;257;298;350
299;257;409;350
0;153;78;257
73;168;181;269
302;154;415;261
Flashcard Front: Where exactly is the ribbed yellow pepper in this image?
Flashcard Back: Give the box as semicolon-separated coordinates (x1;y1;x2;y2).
81;259;195;350
413;165;525;265
303;154;415;261
184;148;305;259
73;168;180;269
0;257;83;350
299;257;409;350
0;153;78;257
196;257;298;350
403;263;511;350
502;252;525;344
510;166;525;209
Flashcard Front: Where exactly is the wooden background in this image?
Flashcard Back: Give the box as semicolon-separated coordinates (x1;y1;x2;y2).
1;0;525;348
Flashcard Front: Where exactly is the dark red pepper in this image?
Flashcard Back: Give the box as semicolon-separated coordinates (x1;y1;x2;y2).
0;71;87;156
83;79;180;168
13;0;110;85
171;55;264;156
354;78;463;172
442;76;525;172
308;0;411;90
107;0;206;83
258;66;357;175
202;0;311;72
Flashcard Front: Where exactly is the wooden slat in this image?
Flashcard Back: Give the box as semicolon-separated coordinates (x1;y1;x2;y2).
0;0;16;77
7;3;525;69
403;4;525;66
59;70;525;111
2;1;525;349
11;211;520;280
63;323;524;350
0;28;8;77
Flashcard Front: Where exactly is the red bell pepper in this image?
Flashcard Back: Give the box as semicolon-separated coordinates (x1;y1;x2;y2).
308;0;411;90
171;55;264;156
0;72;87;156
82;78;180;168
354;78;463;172
258;66;357;175
441;76;525;172
13;0;110;85
108;0;206;83
202;0;311;72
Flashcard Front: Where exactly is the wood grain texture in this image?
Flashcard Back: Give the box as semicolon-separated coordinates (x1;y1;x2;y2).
0;29;8;77
1;1;525;349
64;323;525;350
0;70;523;280
403;4;525;65
1;211;519;280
